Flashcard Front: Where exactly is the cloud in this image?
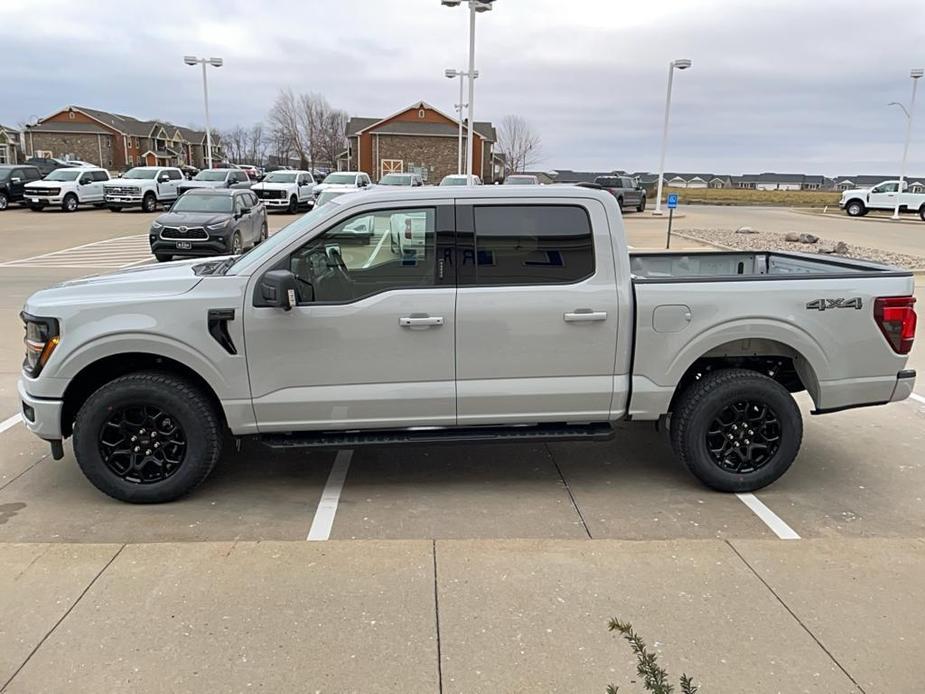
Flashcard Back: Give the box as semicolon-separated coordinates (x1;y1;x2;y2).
2;0;924;175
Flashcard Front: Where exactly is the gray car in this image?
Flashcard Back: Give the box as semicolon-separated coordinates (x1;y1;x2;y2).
594;175;646;212
149;188;267;262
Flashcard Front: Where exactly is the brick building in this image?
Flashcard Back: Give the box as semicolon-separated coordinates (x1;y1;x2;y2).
22;106;221;171
345;101;495;184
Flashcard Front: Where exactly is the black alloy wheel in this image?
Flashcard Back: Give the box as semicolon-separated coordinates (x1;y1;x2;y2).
98;405;186;484
704;400;781;474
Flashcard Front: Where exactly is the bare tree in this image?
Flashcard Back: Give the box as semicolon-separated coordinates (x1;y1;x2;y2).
268;88;310;165
266;88;349;170
496;115;542;175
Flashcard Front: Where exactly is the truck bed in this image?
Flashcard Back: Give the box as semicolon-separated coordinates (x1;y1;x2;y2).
629;250;910;281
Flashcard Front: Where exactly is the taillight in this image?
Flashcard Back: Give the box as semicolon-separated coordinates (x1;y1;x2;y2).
874;296;917;354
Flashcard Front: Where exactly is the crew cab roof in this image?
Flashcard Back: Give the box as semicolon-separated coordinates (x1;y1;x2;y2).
329;183;614;204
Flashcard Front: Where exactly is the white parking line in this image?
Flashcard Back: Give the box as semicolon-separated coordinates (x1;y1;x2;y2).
736;493;800;540
910;393;925;406
0;234;152;269
307;450;353;541
0;413;23;434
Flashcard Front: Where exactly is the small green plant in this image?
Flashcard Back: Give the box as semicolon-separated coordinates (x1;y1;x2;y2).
606;618;699;694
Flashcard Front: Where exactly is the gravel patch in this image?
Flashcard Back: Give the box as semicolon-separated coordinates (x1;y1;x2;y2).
676;227;925;270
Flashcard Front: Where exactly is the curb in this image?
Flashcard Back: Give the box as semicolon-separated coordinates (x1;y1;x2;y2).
672;233;925;277
790;208;925;226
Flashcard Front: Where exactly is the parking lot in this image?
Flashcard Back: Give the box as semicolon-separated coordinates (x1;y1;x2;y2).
1;204;924;692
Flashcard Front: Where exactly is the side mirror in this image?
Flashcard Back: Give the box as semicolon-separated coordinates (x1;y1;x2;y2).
240;207;251;215
11;177;21;183
158;176;170;183
257;270;300;310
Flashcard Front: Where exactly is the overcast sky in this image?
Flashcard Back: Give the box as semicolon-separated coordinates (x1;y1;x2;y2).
2;0;924;175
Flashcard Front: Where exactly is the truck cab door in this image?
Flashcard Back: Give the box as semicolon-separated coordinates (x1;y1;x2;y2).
455;200;620;423
868;182;898;209
243;201;457;431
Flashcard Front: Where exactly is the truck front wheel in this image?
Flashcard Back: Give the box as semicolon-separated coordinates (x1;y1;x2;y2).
142;193;157;213
670;369;802;492
919;205;925;222
62;193;78;213
845;200;866;217
72;371;222;503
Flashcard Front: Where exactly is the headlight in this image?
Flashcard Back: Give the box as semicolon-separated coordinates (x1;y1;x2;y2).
21;313;60;377
151;221;163;230
206;221;229;231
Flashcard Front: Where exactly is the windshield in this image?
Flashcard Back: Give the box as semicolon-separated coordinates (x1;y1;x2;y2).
323;173;357;185
505;176;536;185
379;174;412;186
193;170;229;181
44;169;82;181
228;202;338;274
122;168;158;179
264;172;298;183
316;190;347;206
440;176;468;186
171;194;233;213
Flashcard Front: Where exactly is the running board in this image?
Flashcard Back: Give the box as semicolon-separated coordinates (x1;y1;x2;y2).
260;422;615;450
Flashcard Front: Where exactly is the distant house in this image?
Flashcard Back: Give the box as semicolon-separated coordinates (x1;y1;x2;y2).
346;101;495;183
0;124;23;165
832;175;925;191
663;173;716;189
23;106;221;171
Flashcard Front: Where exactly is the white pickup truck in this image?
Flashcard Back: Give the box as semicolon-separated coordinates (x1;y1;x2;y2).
103;166;184;212
250;170;316;213
24;166;110;212
18;187;917;503
840;179;925;220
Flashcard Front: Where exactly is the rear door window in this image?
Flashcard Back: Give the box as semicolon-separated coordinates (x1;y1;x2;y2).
470;205;595;286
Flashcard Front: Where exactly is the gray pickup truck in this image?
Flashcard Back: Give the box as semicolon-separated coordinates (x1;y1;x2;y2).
594;174;647;212
18;186;917;502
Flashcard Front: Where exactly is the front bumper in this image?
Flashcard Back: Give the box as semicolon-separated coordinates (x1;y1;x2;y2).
105;195;144;206
150;236;232;257
27;195;63;205
18;378;64;441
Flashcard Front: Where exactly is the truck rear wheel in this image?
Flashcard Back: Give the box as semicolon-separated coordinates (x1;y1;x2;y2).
670;368;802;492
845;199;866;217
636;195;646;212
72;371;222;503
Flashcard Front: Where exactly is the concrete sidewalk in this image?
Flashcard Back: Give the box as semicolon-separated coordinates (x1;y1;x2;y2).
2;538;921;693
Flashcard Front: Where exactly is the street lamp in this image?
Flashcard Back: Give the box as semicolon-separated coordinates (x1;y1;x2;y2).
888;67;923;219
442;0;494;182
184;55;223;169
653;58;692;215
445;68;478;174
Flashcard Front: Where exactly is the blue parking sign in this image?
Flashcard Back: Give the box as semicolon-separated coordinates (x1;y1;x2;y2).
667;193;679;209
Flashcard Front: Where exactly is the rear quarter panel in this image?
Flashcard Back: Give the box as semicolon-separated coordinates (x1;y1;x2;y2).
631;274;916;418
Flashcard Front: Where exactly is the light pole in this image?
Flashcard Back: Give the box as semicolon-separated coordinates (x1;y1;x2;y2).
184;55;223;169
445;68;478;174
653;58;692;215
441;0;494;182
888;67;923;219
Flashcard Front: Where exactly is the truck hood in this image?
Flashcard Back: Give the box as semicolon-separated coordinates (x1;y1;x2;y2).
23;259;207;313
251;182;294;191
25;180;69;189
841;187;871;196
154;211;232;228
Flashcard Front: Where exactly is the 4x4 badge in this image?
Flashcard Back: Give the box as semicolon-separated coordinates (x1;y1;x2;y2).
806;298;863;311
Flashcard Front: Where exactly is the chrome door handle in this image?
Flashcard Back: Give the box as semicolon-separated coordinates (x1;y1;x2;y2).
399;315;444;328
563;310;608;323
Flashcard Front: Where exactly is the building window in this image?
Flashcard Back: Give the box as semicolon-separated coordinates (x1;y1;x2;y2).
68;111;76;120
380;159;404;178
0;146;7;164
418;109;426;119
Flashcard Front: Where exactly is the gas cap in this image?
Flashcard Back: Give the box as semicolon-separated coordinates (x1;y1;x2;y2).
653;305;692;333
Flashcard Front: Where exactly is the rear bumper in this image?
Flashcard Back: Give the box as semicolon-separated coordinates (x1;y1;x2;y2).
18;378;63;441
811;369;916;414
890;369;917;402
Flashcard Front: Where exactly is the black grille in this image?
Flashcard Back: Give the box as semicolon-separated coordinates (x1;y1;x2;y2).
254;189;284;199
27;187;61;196
161;226;208;240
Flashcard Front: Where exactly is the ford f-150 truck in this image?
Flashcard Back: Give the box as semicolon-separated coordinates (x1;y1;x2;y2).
18;187;917;503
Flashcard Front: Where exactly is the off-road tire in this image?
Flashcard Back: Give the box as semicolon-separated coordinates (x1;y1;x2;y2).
73;371;222;503
670;368;802;492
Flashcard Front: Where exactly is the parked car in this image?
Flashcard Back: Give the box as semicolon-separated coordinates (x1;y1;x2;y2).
0;165;42;210
17;186;918;502
148;188;267;262
24;167;110;212
177;168;251;196
251;170;316;213
180;165;200;180
61;159;95;168
377;173;424;187
237;164;259;180
593;175;646;212
103;166;184;212
503;174;540;185
23;157;71;177
839;180;925;220
439;174;482;186
312;171;370;197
